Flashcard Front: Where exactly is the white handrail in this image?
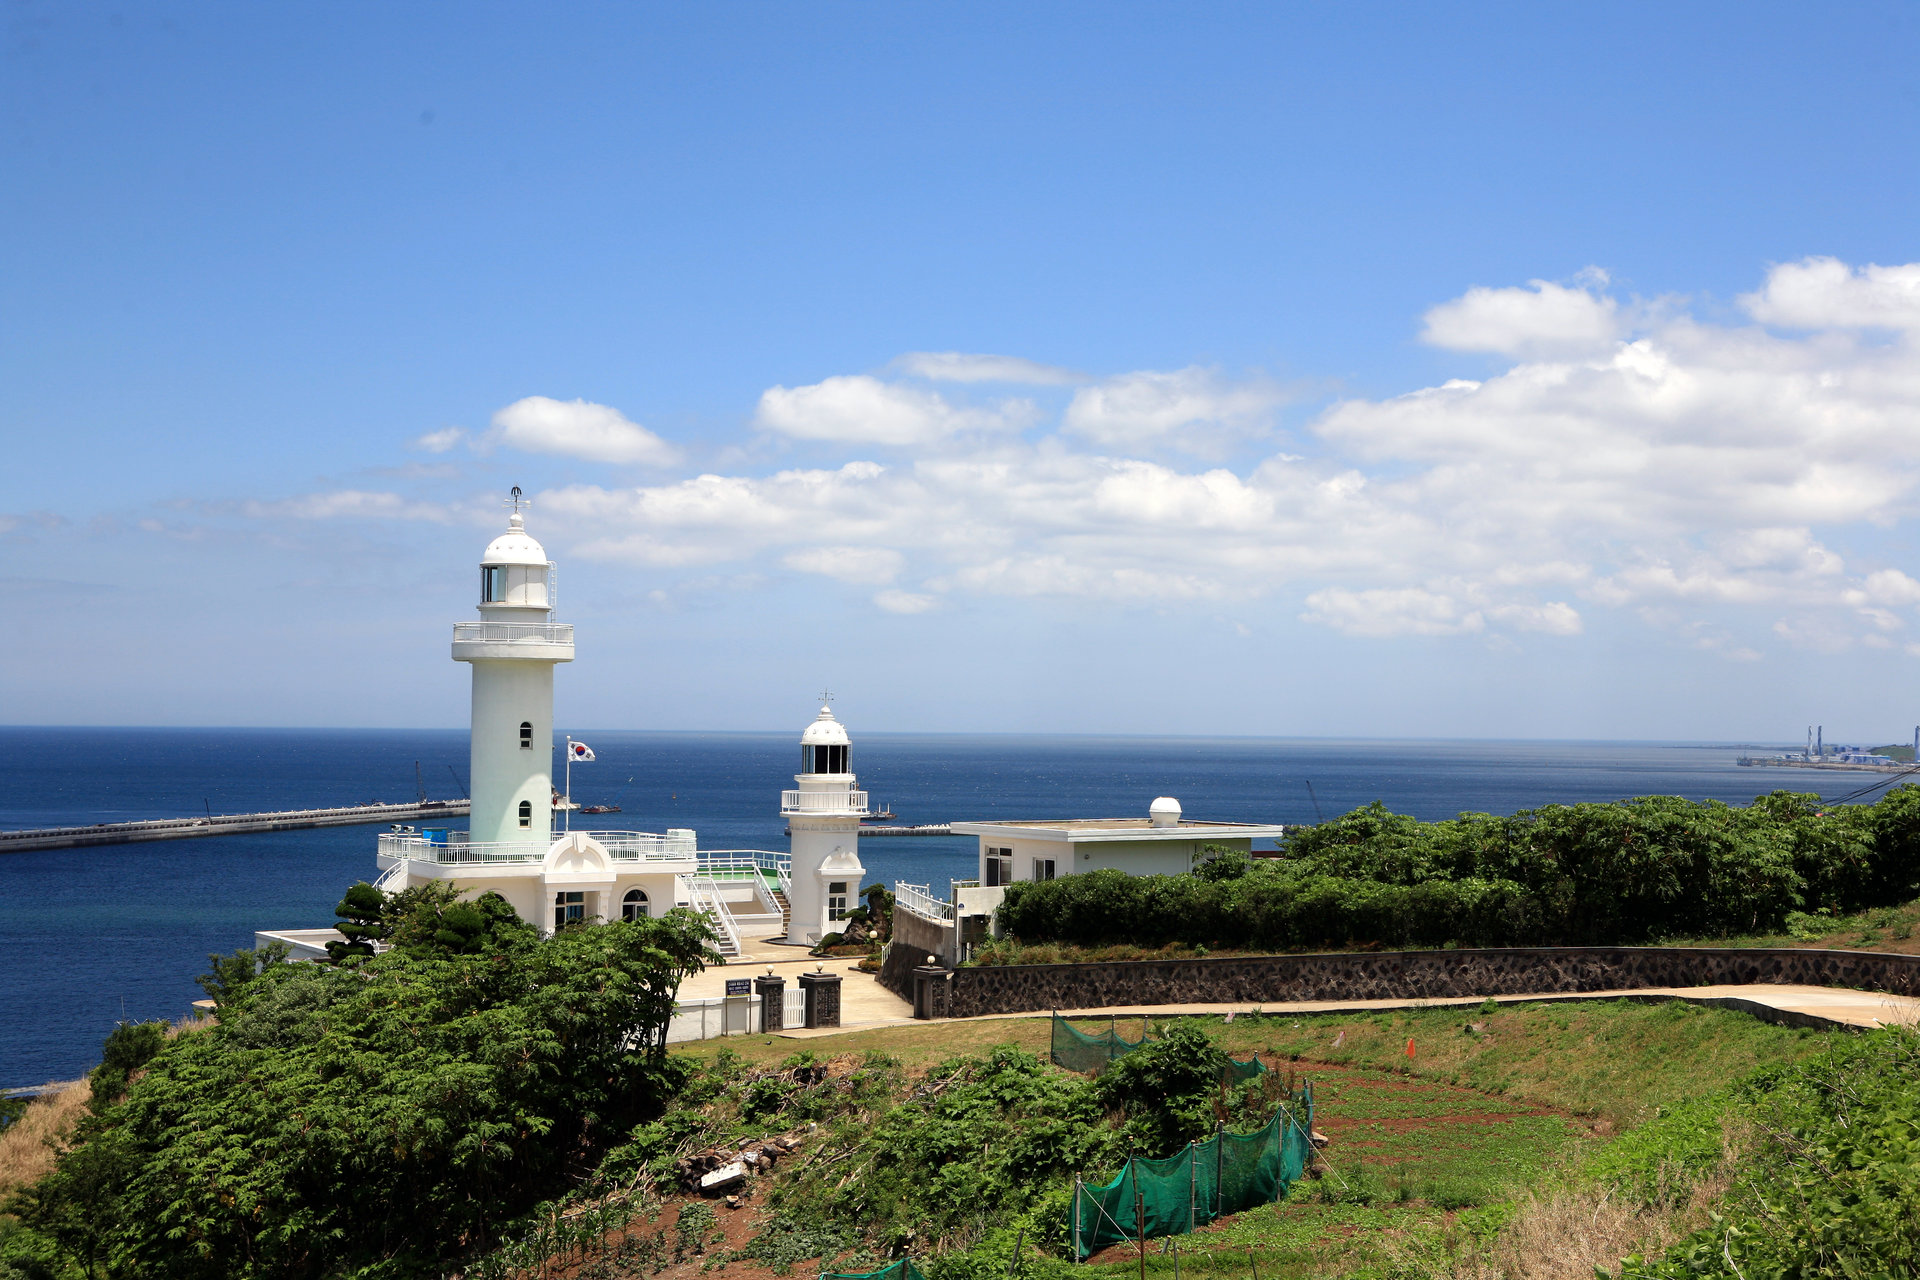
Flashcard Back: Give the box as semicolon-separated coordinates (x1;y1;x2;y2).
780;789;869;815
896;882;954;922
686;876;741;957
451;621;574;644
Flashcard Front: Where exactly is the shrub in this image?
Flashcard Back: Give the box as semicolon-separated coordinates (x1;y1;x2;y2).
996;788;1920;953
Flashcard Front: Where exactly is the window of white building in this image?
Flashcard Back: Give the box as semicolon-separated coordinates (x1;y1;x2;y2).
518;799;532;827
554;891;584;929
482;565;507;602
1031;858;1055;882
985;848;1013;887
622;888;649;921
828;881;848;921
520;721;533;749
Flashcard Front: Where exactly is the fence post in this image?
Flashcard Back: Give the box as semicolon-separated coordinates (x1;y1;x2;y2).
1214;1123;1224;1217
1187;1140;1197;1233
1135;1175;1146;1280
1072;1177;1080;1264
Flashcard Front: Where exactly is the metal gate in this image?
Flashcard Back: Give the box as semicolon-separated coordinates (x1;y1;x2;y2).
784;988;809;1029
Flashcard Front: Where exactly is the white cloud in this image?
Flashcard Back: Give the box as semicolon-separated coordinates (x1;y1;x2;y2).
411;426;466;453
755;375;1034;445
1487;601;1583;635
283;257;1920;661
1301;588;1485;638
1862;569;1920;606
1420;273;1622;358
1741;257;1920;331
783;546;904;585
487;396;680;466
892;352;1083;385
1063;367;1286;450
874;589;938;614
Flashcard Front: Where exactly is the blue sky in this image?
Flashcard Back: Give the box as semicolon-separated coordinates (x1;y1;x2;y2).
7;2;1920;739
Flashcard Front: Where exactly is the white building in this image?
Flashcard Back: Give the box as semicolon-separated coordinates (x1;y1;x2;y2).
940;797;1287;921
356;499;790;957
780;704;867;944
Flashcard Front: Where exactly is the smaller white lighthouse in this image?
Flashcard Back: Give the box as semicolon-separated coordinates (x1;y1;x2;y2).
782;701;867;944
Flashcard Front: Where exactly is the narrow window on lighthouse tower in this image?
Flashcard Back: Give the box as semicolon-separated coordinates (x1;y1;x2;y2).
519;722;533;749
518;799;532;828
828;882;849;921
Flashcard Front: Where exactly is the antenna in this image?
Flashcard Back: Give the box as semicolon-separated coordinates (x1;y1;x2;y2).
506;486;528;514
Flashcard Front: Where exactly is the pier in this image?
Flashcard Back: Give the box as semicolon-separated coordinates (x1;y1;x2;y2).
0;800;472;852
1736;758;1915;774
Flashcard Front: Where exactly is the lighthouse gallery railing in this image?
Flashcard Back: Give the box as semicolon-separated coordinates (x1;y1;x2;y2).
450;621;575;644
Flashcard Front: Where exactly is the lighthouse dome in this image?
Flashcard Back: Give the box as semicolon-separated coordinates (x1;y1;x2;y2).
800;705;850;747
482;512;550;567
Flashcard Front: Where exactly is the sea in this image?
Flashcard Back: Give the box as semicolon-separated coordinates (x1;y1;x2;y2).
0;726;1850;1088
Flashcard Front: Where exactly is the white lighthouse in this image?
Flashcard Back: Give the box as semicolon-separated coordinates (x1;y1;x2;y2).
453;495;573;848
782;702;867;944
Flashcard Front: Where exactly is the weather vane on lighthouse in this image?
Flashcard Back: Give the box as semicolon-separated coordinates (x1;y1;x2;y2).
507;485;528;515
819;688;834;707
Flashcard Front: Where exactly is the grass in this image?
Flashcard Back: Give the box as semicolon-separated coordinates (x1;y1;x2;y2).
1665;896;1920;954
664;1001;1828;1280
687;998;1827;1130
0;1081;89;1200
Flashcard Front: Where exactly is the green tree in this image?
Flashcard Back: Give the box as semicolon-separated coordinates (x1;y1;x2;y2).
16;900;719;1279
193;939;290;1010
324;880;389;961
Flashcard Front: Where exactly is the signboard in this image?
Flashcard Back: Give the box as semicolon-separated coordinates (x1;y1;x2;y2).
724;978;752;996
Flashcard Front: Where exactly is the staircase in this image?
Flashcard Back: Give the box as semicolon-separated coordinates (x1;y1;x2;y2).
685;877;742;959
772;888;791;938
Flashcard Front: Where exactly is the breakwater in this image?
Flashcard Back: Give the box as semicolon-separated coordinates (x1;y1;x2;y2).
0;800;470;852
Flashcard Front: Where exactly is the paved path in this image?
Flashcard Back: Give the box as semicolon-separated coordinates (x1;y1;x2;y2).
749;976;1920;1039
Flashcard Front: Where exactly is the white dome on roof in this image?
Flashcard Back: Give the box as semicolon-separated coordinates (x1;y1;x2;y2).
482;512;550;567
800;705;850;746
1149;796;1183;827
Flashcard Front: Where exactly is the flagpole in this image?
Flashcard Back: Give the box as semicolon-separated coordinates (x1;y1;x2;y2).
564;736;573;833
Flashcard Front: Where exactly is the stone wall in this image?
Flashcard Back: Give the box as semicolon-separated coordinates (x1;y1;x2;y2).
924;946;1920;1019
882;905;956;998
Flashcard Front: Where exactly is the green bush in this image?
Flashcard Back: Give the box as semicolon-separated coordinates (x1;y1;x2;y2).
997;788;1920;952
8;901;719;1280
1618;1029;1920;1278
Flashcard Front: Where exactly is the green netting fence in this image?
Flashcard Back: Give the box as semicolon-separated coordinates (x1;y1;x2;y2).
1050;1014;1268;1084
1070;1087;1315;1261
822;1261;927;1280
1051;1013;1148;1072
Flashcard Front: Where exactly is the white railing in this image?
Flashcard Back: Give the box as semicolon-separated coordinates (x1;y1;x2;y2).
451;621;574;645
685;877;741;957
696;849;791;882
781;788;869;815
377;828;698;866
895;882;954;921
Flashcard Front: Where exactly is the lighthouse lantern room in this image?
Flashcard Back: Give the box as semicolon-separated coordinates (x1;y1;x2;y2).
782;702;867;944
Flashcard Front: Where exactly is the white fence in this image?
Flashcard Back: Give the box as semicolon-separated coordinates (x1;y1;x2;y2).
780;789;869;815
450;621;574;644
783;987;809;1027
378;828;698;867
665;995;760;1043
895;882;954;921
